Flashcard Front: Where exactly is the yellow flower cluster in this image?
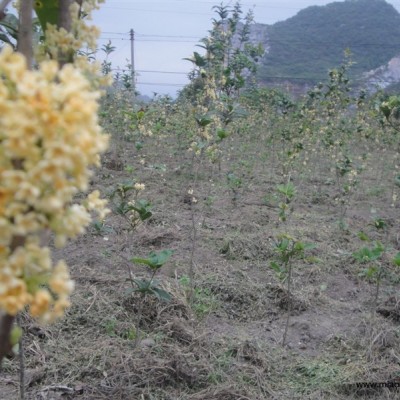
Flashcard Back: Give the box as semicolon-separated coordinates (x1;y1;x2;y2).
36;0;110;88
0;44;108;320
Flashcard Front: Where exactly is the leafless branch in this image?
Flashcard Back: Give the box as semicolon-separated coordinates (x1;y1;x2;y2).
16;0;33;67
58;0;74;32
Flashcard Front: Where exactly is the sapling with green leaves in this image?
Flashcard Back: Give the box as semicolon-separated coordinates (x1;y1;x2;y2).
270;234;315;347
127;250;173;345
100;40;116;76
109;180;152;228
380;95;400;132
334;154;360;226
276;180;296;222
129;250;173;302
353;218;390;312
226;171;242;203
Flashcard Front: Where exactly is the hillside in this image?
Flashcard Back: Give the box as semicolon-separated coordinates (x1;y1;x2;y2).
257;0;400;85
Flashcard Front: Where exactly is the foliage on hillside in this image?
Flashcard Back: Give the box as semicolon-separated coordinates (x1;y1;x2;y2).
258;0;400;84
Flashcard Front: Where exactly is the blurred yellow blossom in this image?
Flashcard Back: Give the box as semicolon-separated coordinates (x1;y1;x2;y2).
0;38;108;321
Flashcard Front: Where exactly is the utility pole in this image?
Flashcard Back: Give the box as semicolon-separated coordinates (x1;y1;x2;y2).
130;28;136;101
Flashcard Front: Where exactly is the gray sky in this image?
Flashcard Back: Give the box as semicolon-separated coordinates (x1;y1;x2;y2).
92;0;400;97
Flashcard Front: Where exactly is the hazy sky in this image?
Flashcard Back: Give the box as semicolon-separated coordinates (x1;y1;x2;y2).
92;0;400;96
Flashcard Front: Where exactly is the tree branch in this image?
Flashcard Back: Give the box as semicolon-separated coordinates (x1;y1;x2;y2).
0;314;15;366
0;235;25;366
58;0;74;32
16;0;33;67
58;0;74;66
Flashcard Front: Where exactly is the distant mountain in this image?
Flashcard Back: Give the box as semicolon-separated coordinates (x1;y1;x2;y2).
251;0;400;91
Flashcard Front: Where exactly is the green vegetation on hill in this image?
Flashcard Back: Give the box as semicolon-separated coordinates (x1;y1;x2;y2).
258;0;400;84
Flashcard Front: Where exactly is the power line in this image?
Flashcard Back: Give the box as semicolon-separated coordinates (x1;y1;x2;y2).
136;33;200;39
112;68;188;75
136;39;198;43
137;82;186;86
98;36;198;43
100;6;211;15
98;37;128;41
101;31;128;35
97;32;400;48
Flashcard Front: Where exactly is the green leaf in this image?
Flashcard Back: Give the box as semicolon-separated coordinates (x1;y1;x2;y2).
373;218;387;230
131;249;173;269
10;326;22;346
353;247;372;263
178;275;191;286
131;199;152;221
276;182;296;200
135;141;143;151
192;51;207;67
393;252;400;266
152;287;172;302
302;242;316;251
217;129;228;140
132;278;152;292
364;266;378;279
0;32;12;45
353;243;384;263
370;242;385;259
278;237;290;252
195;116;213;127
34;0;60;32
184;51;207;67
0;14;19;39
357;231;370;241
270;261;282;273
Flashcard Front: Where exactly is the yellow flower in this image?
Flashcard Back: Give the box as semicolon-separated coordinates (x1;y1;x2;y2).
87;190;110;219
0;43;109;320
49;261;74;296
30;290;52;318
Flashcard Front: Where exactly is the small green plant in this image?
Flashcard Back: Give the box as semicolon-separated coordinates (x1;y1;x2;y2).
179;275;218;317
100;40;116;75
393;252;400;267
127;250;173;346
370;217;388;233
129;250;173;302
276;180;296;222
333;154;359;224
103;319;136;340
103;318;117;337
354;217;393;311
270;234;315;346
353;240;385;311
380;95;400;131
124;165;135;174
226;172;242;203
90;220;113;236
109;181;152;227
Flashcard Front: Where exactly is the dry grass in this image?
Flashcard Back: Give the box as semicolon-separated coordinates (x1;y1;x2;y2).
2;106;400;400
